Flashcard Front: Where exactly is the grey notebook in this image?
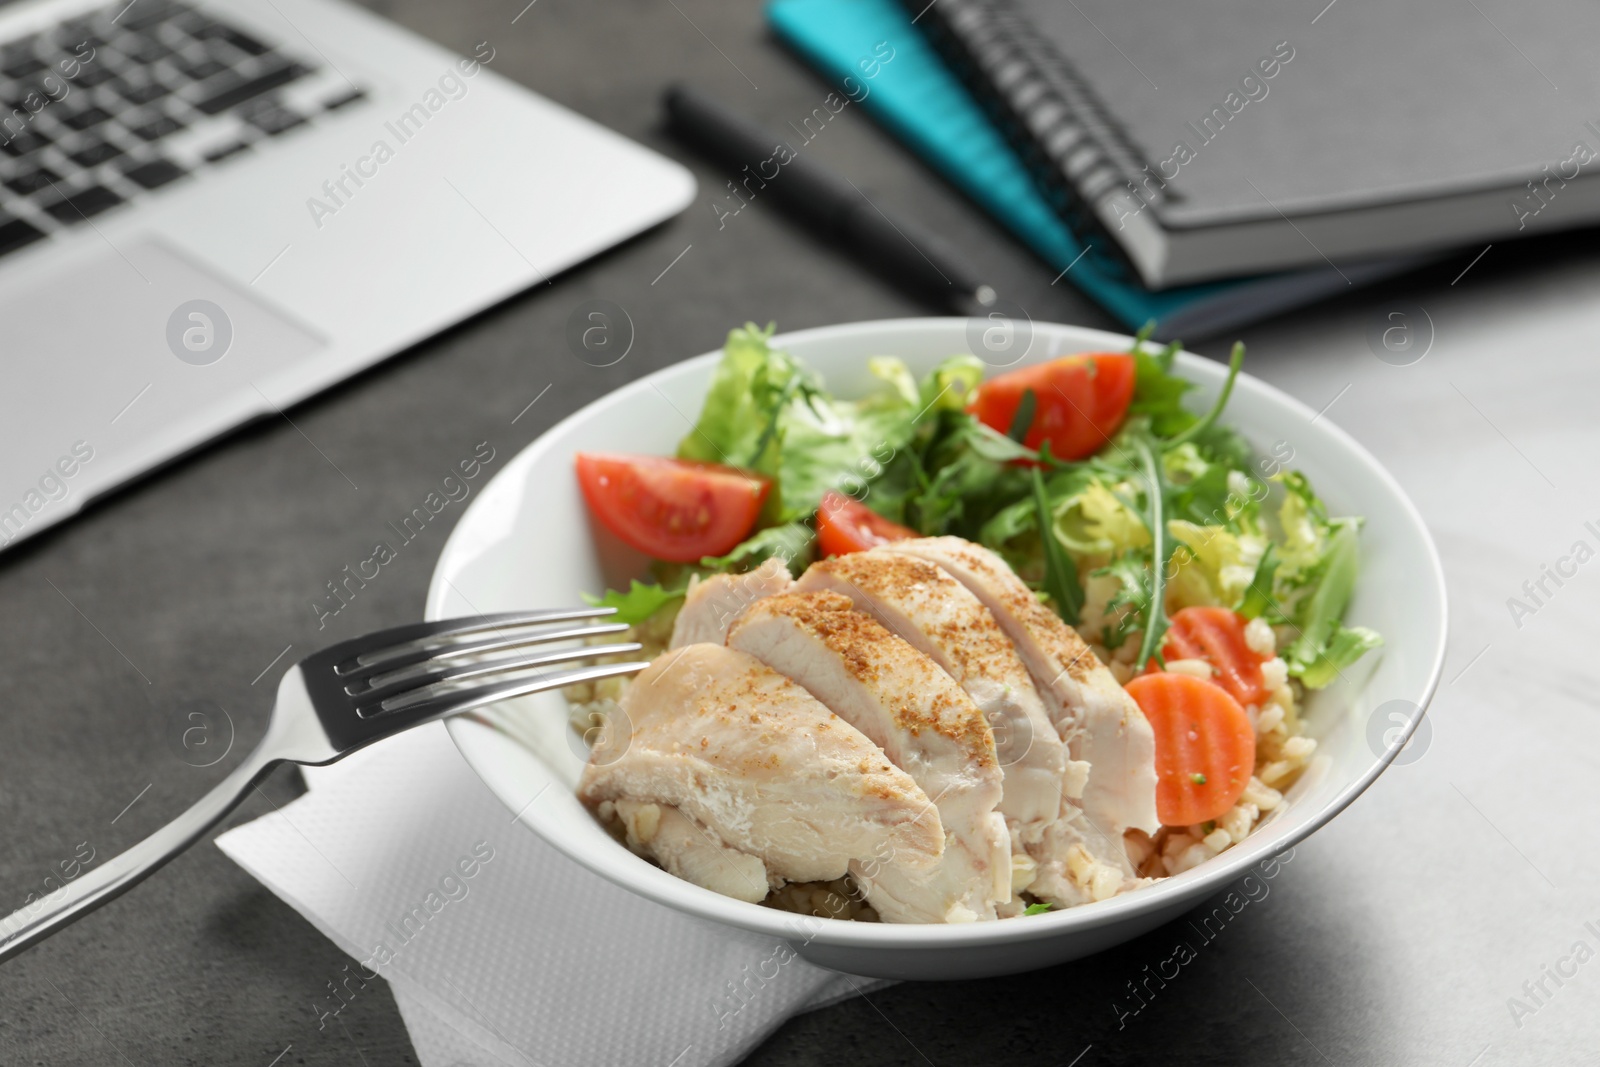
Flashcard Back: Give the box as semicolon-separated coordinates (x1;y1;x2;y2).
916;0;1600;288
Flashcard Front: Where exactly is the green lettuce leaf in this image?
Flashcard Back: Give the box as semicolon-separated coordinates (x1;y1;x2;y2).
1127;334;1195;438
1296;623;1384;688
1236;543;1281;620
580;580;685;625
676;323;806;479
699;522;816;576
1277;498;1382;686
904;413;1034;537
919;354;984;413
677;326;932;524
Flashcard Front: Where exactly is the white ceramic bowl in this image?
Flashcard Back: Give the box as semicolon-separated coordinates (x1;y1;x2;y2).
426;318;1447;981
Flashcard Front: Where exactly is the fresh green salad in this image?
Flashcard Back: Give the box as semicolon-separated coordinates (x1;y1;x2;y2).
582;324;1381;689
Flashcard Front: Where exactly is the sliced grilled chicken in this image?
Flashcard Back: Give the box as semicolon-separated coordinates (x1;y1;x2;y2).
727;591;1010;923
886;537;1159;902
669;556;793;648
579;643;944;896
795;551;1073;837
609;799;771;903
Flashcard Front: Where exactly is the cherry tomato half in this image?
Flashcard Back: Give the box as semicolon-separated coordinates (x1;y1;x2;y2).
575;452;770;562
815;490;917;557
970;352;1136;460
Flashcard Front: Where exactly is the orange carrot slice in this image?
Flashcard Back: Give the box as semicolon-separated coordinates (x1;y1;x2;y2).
1161;606;1270;707
1124;672;1256;827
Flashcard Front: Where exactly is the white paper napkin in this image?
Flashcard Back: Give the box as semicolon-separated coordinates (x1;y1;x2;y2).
215;722;884;1067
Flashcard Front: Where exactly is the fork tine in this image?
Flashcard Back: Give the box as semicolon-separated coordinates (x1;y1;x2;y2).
350;641;644;707
363;659;650;723
328;607;619;674
337;619;630;677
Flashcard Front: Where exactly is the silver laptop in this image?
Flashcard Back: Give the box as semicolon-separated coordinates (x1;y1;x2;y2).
0;0;694;549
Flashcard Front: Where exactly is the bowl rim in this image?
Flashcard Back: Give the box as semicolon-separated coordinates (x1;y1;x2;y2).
431;316;1448;948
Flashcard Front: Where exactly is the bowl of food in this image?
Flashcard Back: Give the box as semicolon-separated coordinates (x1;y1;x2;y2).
426;318;1446;980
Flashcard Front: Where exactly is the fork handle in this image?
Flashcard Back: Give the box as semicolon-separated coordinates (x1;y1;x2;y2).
0;743;280;965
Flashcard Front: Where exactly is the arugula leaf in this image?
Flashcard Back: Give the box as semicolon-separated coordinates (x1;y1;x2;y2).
1032;467;1084;622
905;412;1033;537
1165;343;1243;449
1007;388;1037;442
1133;436;1174;668
581;580;685;625
1024;902;1053;916
1096;550;1153;650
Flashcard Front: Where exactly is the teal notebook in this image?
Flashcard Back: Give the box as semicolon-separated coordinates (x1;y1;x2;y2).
766;0;1412;340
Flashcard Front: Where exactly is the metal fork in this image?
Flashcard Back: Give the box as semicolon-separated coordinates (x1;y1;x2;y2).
0;607;649;965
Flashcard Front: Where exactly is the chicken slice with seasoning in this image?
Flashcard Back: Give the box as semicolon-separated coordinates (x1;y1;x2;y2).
728;591;1010;923
669;556;792;648
885;536;1159;904
578;643;944;902
794;550;1074;839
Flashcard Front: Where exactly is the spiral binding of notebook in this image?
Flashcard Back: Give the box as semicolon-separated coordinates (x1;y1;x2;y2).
909;0;1151;282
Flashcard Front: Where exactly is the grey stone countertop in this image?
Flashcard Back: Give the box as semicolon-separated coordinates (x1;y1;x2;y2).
0;0;1593;1063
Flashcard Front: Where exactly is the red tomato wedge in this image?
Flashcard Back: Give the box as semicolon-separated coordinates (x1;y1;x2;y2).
969;352;1136;460
1124;672;1256;827
1160;606;1270;707
815;490;917;557
575;453;770;563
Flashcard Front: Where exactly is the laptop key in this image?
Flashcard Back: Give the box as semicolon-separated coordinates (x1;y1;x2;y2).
0;43;46;80
127;113;184;141
192;60;305;115
202;26;270;57
201;140;250;164
0;54;46;80
61;105;114;131
70;63;117;88
168;10;212;35
322;88;366;111
116;77;171;105
120;157;185;189
67;138;122;167
173;56;230;82
113;33;173;64
54;23;104;50
241;100;304;136
43;184;122;222
0;215;46;256
5;81;49;109
0;130;50;157
4;163;59;195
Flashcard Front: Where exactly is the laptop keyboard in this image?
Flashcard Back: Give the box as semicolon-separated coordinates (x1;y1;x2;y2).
0;0;366;258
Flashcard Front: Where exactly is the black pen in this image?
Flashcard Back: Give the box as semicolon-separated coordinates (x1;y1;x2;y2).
664;84;1000;317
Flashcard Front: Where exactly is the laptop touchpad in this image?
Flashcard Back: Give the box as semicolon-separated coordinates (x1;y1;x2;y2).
0;237;326;525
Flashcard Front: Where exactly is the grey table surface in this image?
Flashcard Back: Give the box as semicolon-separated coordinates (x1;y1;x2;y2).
3;0;1597;1063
